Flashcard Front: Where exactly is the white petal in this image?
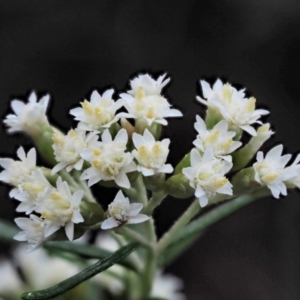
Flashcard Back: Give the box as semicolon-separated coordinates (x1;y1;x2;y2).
166;109;183;117
17;147;26;161
101;217;119;230
69;107;82;117
72;190;84;206
114;129;128;144
143;129;155;143
102;129;112;143
239;125;257;136
90;90;101;104
65;222;74;241
200;80;212;99
195;186;205;198
141;167;155;176
44;222;60;237
182;167;194;180
14;231;27;241
11;100;25;116
74;159;84;170
158;164;173;174
127;214;149;224
132;133;144;148
115;172;130;189
129;203;143;216
51;162;68;175
199;195;208;207
256;151;264;163
190;149;201;166
72;210;84;223
80;149;93;162
194;115;206;133
102;89;114;99
266;145;283;161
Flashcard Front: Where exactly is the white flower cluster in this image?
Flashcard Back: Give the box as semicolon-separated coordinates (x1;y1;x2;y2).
0;147;84;251
3;91;50;136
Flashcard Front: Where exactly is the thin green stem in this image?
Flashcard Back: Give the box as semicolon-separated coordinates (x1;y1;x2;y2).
119;227;153;250
143;191;167;215
123;174;148;206
59;170;79;188
73;170;96;203
157;199;200;252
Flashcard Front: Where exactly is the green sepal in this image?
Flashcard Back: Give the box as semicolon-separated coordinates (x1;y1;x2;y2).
21;243;138;300
80;201;105;226
31;125;58;166
143;173;165;192
165;173;194;199
231;167;261;196
109;122;121;139
205;107;222;129
174;153;191;175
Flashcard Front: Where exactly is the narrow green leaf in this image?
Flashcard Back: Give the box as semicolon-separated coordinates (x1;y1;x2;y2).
21;242;138;300
45;241;137;271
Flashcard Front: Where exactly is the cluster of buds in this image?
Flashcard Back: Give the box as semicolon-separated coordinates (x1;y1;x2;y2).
1;73;300;255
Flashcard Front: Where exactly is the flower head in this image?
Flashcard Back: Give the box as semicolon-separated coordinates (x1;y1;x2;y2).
197;79;269;136
132;129;173;176
37;177;84;241
52;128;99;174
14;215;48;252
182;148;233;207
253;145;297;198
119;73;182;126
70;89;123;131
151;271;186;300
101;190;149;230
0;147;37;197
4;91;50;136
128;73;170;97
14;169;53;215
193;115;242;162
80;129;136;188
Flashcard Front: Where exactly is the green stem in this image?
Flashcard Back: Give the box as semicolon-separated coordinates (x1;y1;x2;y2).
143;191;167;215
157;199;200;252
73;170;96;203
59;170;79;188
119;227;153;250
123;174;148;206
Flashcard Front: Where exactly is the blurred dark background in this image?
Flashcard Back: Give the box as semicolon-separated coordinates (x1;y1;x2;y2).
1;1;300;299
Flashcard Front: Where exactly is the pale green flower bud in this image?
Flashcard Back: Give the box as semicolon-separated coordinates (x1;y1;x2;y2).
143;173;166;192
165;173;194;199
232;123;274;171
79;201;106;227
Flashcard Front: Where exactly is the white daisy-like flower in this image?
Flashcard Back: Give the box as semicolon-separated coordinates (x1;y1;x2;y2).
14;169;54;215
253;145;297;198
37;177;84;241
14;215;48;252
196;79;269;136
3;91;50;136
70;89;123;131
0;147;36;197
132;129;173;176
51;128;99;174
119;73;182;126
80;129;136;188
193;115;242;162
182;147;233;207
128;73;170;97
101;190;149;230
151;271;186;300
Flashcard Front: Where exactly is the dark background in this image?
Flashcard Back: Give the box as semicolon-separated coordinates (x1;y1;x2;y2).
1;1;300;299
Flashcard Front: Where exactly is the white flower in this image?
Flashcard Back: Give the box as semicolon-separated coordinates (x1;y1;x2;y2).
0;260;23;297
14;215;48;252
197;79;269;136
81;129;136;188
3;91;50;136
128;73;170;97
101;190;149;229
38;177;84;241
253;145;297;198
132;129;173;176
0;147;36;196
151;271;186;300
14;169;53;215
52;128;99;174
284;154;300;189
119;73;182;126
182;148;233;207
14;246;81;289
193;115;242;162
70;89;123;131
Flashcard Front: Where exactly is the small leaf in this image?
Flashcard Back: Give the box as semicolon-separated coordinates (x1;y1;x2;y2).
21;242;138;300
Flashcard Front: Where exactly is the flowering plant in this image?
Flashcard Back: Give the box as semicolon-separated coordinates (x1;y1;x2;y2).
0;73;298;300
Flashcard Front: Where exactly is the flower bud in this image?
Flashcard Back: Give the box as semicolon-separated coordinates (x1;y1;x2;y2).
32;126;62;166
143;173;166;192
121;118;135;139
165;173;194;199
174;153;191;175
79;201;105;226
232;123;273;171
231;167;261;195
